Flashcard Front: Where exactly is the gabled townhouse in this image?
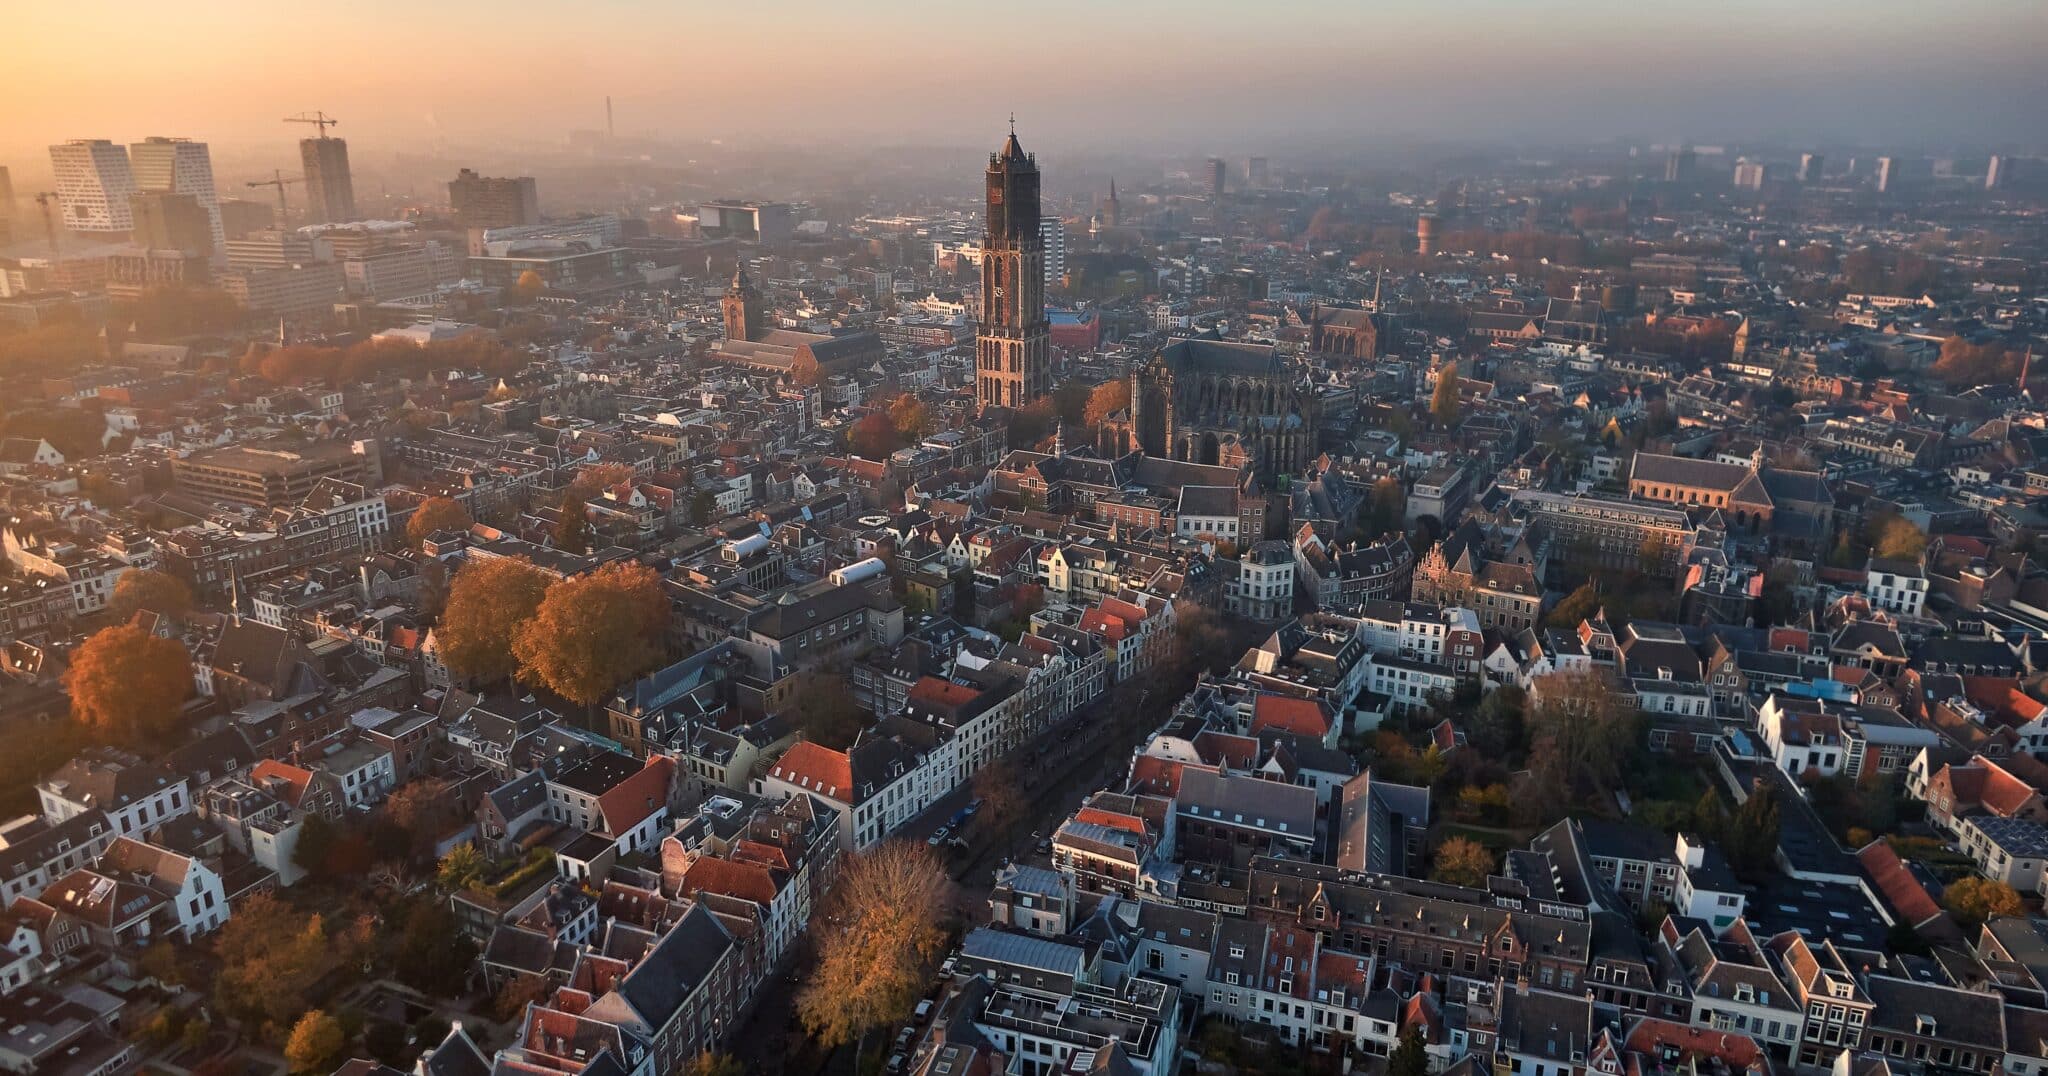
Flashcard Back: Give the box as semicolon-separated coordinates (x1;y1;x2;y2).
96;836;228;939
544;753;675;882
760;729;944;851
37;749;191;840
579;903;739;1075
0;811;117;906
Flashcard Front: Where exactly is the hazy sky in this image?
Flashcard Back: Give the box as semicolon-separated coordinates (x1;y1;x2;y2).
3;0;2042;171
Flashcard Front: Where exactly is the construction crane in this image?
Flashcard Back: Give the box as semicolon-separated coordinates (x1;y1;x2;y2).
31;193;60;255
283;111;340;138
245;170;301;229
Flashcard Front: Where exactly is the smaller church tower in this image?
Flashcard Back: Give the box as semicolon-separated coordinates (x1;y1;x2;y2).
723;265;764;343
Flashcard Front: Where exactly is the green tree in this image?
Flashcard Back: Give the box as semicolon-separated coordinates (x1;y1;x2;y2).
689;489;717;527
1389;1029;1430;1076
1431;361;1462;428
1724;786;1782;880
437;843;487;892
786;670;868;749
393;899;477;997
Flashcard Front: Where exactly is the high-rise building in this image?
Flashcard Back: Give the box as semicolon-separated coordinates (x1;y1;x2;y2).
129;191;215;254
1208;157;1227;198
1247;156;1269;188
1732;160;1767;190
1663;147;1696;183
299;137;357;224
1986;155;2033;191
1038;216;1065;290
1797;153;1824;183
449;169;540;229
976;126;1051;412
49;140;138;233
129;137;224;248
1874;156;1930;194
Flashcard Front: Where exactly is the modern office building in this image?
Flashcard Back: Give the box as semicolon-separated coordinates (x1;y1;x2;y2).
172;440;382;509
696;201;792;245
1797;153;1824;183
49;140;138;233
449;169;539;230
129;137;224;248
299;137;357;224
1207;157;1227;197
1732;160;1767;190
128;191;216;255
217;262;346;318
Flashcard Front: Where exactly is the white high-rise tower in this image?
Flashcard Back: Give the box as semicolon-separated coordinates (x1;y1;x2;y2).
130;137;224;249
49;139;137;234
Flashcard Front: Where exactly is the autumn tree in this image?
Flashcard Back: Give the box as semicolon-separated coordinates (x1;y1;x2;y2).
567;462;637;501
1431;361;1462;428
1362;476;1407;535
786;670;868;749
1945;876;2025;931
848;410;900;459
511;270;545;303
1006;397;1058;448
437;557;553;685
512;562;667;706
1051;379;1091;429
216;894;363;1033
683;1055;745;1076
552;491;590;555
406;496;473;549
65;624;191;743
495;974;549;1023
1431;836;1495;888
383;779;454;857
1933;335;2021;387
393;899;476;997
105;569;194;624
1083;379;1132;429
888;394;931;443
1525;670;1639;813
797;842;955;1050
971;759;1026;834
1544;581;1600;630
1866;512;1928;562
285;1011;345;1073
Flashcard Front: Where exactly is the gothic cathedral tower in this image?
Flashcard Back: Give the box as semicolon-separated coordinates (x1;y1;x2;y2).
723;265;763;343
977;124;1051;412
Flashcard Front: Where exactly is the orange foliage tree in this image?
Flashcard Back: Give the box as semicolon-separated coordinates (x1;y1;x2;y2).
64;624;191;742
436;557;553;685
512;562;668;706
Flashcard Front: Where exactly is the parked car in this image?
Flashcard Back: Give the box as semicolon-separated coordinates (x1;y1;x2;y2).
927;824;950;846
915;999;934;1020
964;798;984;815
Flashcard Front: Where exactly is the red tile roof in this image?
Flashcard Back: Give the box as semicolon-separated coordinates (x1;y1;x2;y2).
1856;840;1941;926
597;756;674;837
771;741;855;802
674;855;778;905
1250;694;1333;739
